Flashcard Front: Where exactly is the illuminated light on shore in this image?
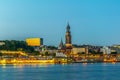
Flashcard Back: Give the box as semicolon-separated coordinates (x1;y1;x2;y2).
0;59;6;68
0;58;69;64
1;59;6;64
12;59;17;63
104;59;107;62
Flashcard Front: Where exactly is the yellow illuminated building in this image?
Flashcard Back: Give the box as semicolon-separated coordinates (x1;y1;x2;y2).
26;38;43;46
72;48;86;55
0;50;28;56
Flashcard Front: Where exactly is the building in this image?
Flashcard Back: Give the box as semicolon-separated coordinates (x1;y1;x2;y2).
58;39;65;53
57;22;72;55
26;38;43;47
72;47;87;55
111;45;120;54
0;41;5;46
102;46;111;54
65;22;72;49
56;52;67;57
58;39;64;49
65;23;73;55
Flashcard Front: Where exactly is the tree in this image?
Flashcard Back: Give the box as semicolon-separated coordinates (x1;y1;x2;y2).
77;52;85;55
0;52;2;57
44;51;49;56
51;53;56;57
34;51;40;55
0;40;34;53
47;46;57;50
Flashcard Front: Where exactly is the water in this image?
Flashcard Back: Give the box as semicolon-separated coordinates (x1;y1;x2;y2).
0;63;120;80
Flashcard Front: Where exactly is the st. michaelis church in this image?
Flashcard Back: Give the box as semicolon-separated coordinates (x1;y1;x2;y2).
58;23;72;55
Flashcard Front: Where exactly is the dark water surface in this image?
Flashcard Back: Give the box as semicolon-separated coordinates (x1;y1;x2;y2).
0;63;120;80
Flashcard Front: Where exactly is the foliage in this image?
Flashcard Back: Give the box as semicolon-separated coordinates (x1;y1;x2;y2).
51;53;56;57
44;51;49;56
89;49;103;54
33;51;40;55
0;52;2;56
47;46;57;50
77;52;85;55
111;52;117;54
0;40;34;53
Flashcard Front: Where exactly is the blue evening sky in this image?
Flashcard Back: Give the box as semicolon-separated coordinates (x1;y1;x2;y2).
0;0;120;46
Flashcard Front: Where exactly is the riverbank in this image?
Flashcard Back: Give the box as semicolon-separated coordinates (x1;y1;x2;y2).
0;58;69;64
0;59;119;64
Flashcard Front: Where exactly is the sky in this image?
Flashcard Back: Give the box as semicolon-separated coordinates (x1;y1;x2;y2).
0;0;120;46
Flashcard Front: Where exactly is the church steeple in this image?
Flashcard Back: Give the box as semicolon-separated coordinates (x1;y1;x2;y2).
66;22;70;32
58;38;64;49
65;22;72;49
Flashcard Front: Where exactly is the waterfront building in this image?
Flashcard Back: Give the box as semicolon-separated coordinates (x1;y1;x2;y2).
56;52;67;57
102;46;111;54
111;45;120;54
26;38;43;47
0;41;5;46
0;50;28;59
55;52;71;63
26;38;43;52
72;47;86;55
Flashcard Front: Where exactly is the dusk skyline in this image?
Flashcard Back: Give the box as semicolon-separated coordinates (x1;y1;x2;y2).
0;0;120;46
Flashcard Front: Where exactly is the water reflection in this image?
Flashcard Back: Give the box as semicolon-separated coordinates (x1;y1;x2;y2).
82;62;87;67
2;64;6;68
0;62;118;73
0;63;120;80
0;63;56;68
111;62;116;64
0;62;117;69
1;63;70;68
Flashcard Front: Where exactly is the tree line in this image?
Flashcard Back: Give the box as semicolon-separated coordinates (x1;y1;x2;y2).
0;40;34;53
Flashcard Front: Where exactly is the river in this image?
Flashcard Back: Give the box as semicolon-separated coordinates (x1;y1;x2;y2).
0;63;119;80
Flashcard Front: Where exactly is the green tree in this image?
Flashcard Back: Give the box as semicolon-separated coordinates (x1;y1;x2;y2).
0;52;2;58
0;40;34;53
51;53;56;57
44;51;49;56
34;51;40;55
47;46;57;50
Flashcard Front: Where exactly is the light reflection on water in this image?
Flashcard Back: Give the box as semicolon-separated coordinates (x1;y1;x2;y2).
0;63;120;80
1;64;6;68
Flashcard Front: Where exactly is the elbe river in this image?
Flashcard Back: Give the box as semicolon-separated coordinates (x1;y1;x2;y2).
0;63;120;80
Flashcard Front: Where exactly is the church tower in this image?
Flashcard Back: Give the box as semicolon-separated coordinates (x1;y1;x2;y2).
58;39;64;50
58;38;65;53
65;22;72;49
